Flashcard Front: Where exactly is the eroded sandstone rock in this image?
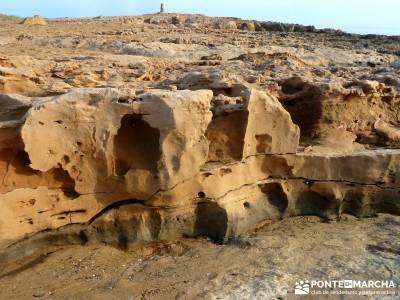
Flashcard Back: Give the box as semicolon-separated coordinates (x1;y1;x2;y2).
0;13;399;262
0;93;33;150
20;15;48;26
374;120;400;146
217;21;237;30
0;85;399;255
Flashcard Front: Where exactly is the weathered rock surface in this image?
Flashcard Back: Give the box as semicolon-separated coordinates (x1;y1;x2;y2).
0;85;399;258
0;13;399;264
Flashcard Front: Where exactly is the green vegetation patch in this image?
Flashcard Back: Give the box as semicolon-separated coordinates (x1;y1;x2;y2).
0;13;23;23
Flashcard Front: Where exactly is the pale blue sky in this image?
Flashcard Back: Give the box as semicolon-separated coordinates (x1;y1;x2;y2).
1;0;399;35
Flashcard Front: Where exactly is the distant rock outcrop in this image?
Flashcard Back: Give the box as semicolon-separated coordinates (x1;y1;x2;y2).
20;15;48;26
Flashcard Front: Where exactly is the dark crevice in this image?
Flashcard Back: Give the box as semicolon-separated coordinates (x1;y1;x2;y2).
50;209;87;218
197;191;206;198
78;230;88;245
194;201;228;244
62;189;80;199
267;176;398;190
113;114;161;176
87;199;146;224
260;182;288;215
243;201;251;209
295;191;337;218
342;192;367;217
279;77;323;139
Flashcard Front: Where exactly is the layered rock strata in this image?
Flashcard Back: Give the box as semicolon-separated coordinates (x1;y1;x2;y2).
0;87;399;261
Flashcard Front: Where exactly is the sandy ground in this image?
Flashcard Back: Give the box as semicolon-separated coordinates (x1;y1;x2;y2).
0;214;399;300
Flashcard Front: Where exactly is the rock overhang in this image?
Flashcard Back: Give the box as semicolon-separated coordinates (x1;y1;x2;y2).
0;80;399;258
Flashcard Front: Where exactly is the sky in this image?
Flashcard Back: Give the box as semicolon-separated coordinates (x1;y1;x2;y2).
1;0;400;35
